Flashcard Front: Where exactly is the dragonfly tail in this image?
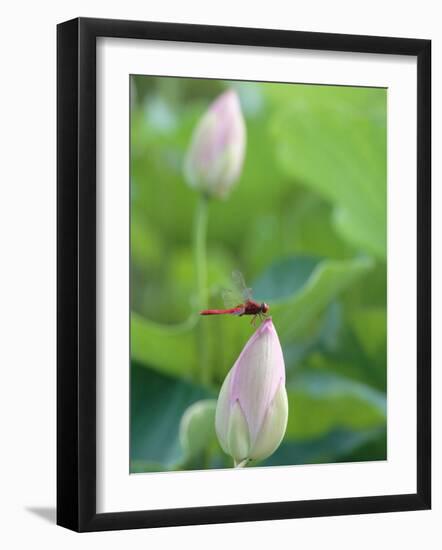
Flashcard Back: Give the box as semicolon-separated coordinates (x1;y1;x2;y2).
200;308;243;315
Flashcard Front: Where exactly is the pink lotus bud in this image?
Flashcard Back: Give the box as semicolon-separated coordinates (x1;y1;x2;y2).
215;318;288;465
184;89;246;199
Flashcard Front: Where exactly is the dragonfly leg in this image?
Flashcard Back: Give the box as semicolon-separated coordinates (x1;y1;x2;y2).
257;313;267;324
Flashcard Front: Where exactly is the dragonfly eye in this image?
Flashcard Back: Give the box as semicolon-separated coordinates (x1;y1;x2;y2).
261;302;269;313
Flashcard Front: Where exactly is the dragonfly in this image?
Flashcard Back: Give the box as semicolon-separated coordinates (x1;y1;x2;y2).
200;270;269;325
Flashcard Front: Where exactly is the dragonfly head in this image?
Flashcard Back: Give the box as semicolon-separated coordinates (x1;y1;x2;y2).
261;302;269;314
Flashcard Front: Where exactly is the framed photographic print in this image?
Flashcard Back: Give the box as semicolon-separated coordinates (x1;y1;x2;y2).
57;17;431;532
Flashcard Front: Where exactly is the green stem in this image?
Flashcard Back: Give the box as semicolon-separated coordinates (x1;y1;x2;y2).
234;458;250;468
194;194;209;311
193;194;210;385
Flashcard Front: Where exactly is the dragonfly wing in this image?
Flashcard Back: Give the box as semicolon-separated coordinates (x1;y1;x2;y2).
221;288;242;309
231;270;253;302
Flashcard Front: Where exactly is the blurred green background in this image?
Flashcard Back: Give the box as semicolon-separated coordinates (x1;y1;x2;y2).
130;76;387;473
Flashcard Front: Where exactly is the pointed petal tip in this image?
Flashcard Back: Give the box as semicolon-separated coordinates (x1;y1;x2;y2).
258;317;275;334
211;88;241;113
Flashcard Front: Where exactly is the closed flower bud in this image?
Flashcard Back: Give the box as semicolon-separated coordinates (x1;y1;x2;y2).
215;318;288;466
184;89;246;199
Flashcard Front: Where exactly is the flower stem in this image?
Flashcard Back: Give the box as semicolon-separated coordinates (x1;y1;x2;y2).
195;194;209;311
193;193;210;385
234;458;250;468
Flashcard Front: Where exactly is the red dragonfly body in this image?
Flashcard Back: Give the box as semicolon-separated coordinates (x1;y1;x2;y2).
200;271;269;323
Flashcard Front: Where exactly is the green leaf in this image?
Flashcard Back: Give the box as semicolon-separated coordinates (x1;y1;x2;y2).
131;255;372;385
270;85;386;258
303;304;387;392
131;313;198;380
130;460;166;473
130;362;213;471
285;370;386;440
280;192;354;260
131;215;163;268
253;256;322;301
349;307;387;359
263;427;386;466
254;255;374;343
281;301;342;372
205;255;373;383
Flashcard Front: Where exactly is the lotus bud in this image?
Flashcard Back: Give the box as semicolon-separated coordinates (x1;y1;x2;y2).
184;89;246;199
179;399;216;460
215;318;288;466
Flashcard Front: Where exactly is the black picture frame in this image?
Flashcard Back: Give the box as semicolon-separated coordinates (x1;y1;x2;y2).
57;17;431;532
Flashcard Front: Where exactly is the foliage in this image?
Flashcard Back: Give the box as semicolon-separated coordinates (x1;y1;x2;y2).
130;76;387;472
